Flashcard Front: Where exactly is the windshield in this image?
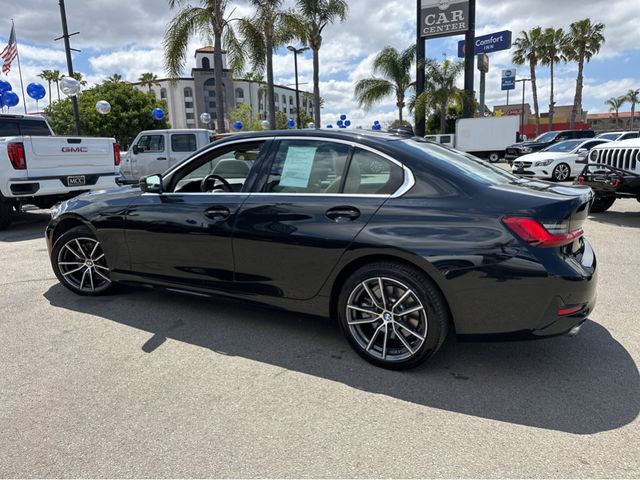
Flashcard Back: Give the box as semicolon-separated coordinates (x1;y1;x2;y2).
533;132;558;143
400;139;519;185
543;140;582;152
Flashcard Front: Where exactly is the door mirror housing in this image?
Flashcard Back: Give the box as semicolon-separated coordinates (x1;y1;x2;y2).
139;174;163;193
132;145;140;155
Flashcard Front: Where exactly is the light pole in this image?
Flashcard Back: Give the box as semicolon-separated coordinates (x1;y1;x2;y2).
287;45;309;129
515;78;531;137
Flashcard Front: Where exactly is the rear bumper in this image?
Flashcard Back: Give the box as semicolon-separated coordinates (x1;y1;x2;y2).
1;173;118;199
576;164;640;198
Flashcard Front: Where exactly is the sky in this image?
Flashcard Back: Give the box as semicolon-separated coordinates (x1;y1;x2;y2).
2;0;640;129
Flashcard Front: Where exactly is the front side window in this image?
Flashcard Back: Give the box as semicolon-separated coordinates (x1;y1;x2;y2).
137;135;165;153
171;134;197;152
264;140;350;194
344;149;404;195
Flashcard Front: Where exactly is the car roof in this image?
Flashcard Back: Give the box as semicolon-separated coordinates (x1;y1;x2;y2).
214;129;407;145
0;113;47;121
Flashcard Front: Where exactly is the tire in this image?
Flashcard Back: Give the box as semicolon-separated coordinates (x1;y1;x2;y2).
551;162;571;182
0;201;12;230
487;152;500;163
590;195;616;213
51;225;113;296
337;262;449;370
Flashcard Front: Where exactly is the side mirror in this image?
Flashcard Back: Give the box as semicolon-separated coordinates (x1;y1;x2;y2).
577;148;588;155
139;174;163;193
132;145;141;155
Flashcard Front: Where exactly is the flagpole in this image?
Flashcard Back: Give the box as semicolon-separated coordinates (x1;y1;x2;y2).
11;19;27;114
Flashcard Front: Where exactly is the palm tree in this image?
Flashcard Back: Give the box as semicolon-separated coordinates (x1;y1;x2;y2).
292;0;348;128
354;45;416;123
606;96;626;129
237;0;298;129
71;72;88;87
513;27;544;136
626;88;639;130
539;27;566;130
38;69;54;107
51;69;62;101
164;0;243;134
138;72;160;92
107;73;123;83
564;19;606;128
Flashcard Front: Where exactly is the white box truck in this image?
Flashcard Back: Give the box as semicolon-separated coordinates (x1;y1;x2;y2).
454;116;520;163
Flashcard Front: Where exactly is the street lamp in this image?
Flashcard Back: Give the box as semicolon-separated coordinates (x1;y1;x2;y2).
287;45;309;129
515;78;531;138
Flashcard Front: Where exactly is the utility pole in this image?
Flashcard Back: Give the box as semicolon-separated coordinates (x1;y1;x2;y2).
287;46;309;129
55;0;81;135
462;0;476;118
415;0;426;136
516;78;531;137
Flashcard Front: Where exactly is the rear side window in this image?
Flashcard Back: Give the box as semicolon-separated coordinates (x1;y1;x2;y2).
344;149;404;195
171;134;197;152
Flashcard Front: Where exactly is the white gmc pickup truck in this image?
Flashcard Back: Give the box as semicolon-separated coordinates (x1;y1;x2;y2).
0;114;120;229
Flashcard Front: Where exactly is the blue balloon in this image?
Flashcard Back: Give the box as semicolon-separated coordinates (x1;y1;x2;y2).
336;119;344;127
152;107;165;121
345;120;351;127
233;120;243;131
3;91;19;107
26;82;46;100
0;79;11;93
326;124;333;128
287;119;296;128
340;114;346;121
0;93;4;108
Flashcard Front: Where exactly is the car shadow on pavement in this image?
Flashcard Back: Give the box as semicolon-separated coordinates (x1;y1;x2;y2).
589;210;640;229
44;284;639;436
0;210;50;243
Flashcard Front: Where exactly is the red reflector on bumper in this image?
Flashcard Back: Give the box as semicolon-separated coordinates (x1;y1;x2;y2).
557;305;584;316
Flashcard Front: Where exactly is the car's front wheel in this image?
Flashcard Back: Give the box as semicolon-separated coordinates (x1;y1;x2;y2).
51;225;113;296
552;163;571;182
338;262;449;370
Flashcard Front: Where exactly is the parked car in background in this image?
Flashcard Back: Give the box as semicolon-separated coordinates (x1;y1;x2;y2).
47;130;597;370
512;138;611;181
576;137;640;212
0;114;119;229
595;131;639;142
505;130;596;165
119;128;214;183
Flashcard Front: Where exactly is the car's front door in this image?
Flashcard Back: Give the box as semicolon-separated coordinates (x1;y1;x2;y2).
131;133;169;179
232;138;408;300
123;140;270;290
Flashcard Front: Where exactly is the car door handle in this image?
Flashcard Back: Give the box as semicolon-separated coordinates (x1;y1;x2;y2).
204;206;230;220
157;156;167;160
326;206;360;221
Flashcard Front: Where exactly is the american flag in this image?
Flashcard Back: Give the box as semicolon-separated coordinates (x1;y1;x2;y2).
1;25;17;75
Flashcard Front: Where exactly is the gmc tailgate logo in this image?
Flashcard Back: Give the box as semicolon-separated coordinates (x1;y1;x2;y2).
62;147;88;153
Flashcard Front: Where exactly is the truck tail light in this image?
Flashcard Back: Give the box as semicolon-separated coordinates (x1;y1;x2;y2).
113;143;121;166
502;217;584;248
8;142;26;170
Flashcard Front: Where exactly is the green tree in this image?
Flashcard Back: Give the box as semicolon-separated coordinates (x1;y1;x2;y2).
605;96;625;128
413;58;464;134
513;27;544;136
44;80;170;147
138;72;160;92
164;0;243;134
237;0;298;129
625;88;639;130
51;69;62;100
426;104;461;135
228;102;263;131
354;44;415;124
38;69;54;107
565;19;606;127
292;0;348;128
540;27;566;129
107;73;123;83
71;72;88;87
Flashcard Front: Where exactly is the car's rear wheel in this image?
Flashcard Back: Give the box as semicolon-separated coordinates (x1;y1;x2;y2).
337;262;449;370
552;163;571;182
590;195;616;213
51;225;113;296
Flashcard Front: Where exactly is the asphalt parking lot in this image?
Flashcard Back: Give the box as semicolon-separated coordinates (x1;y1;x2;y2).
1;200;639;478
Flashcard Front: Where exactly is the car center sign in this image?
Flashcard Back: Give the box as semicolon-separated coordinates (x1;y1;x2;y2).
457;30;513;57
501;69;516;90
420;0;470;38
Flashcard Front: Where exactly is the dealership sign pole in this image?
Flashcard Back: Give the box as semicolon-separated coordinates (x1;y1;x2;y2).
415;0;426;137
501;68;516;106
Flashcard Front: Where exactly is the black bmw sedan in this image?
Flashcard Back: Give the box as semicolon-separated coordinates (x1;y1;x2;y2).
46;130;597;369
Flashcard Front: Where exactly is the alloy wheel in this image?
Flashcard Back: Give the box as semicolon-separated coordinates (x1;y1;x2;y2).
56;237;111;293
554;164;570;181
346;277;427;362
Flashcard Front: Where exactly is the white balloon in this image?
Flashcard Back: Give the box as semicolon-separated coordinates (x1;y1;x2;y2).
95;100;111;115
200;112;211;124
307;122;316;129
60;76;81;96
260;120;270;130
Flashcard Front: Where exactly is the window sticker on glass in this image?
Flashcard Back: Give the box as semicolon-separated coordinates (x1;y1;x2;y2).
279;146;317;188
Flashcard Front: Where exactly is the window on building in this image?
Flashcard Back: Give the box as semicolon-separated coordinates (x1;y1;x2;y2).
282;94;286;105
235;88;244;99
289;96;294;105
202;57;211;69
204;78;216;100
208;101;216;109
186;113;195;120
184;101;194;109
160;88;167;99
184;87;193;98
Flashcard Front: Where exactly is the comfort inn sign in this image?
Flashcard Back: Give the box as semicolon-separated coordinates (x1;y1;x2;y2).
420;0;470;38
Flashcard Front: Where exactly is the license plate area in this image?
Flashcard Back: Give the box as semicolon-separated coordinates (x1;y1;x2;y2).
67;175;86;186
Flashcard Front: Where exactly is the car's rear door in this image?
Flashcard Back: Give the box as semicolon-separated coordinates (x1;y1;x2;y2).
232;138;410;300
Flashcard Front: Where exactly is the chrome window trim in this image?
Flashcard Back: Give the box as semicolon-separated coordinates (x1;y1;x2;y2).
160;135;415;198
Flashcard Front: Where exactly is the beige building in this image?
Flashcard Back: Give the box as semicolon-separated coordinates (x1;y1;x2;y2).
587;112;640;132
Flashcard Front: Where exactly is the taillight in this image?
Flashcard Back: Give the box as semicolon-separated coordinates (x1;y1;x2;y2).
7;142;26;170
577;176;585;185
502;216;584;248
113;143;121;166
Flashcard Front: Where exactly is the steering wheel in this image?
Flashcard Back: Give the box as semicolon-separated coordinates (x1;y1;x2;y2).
200;174;233;193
